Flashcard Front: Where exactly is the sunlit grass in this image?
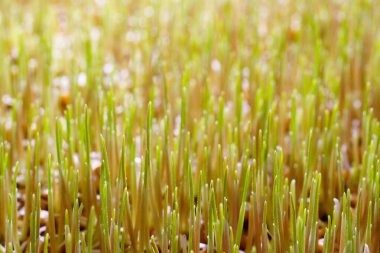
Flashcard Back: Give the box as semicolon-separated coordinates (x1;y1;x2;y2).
0;0;380;252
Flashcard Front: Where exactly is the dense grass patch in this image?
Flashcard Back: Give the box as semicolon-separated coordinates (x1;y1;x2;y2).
0;0;380;252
